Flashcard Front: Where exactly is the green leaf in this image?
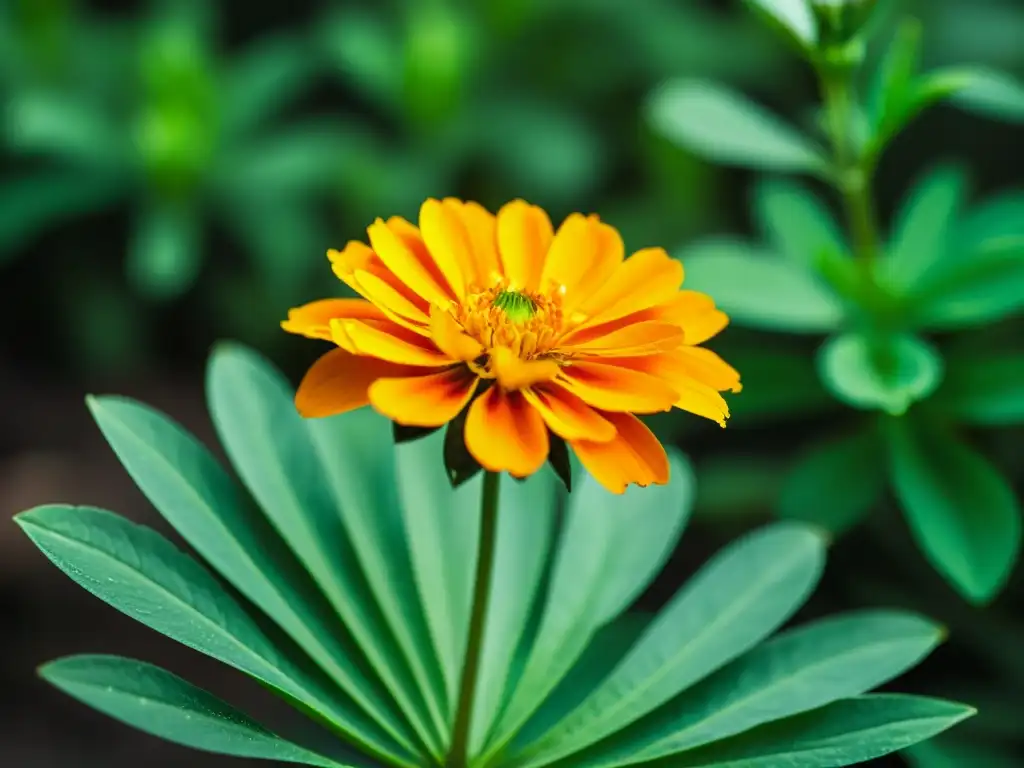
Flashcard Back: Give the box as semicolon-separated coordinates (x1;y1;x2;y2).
319;7;402;112
878;165;967;292
86;395;417;758
127;201;202;301
516;523;826;767
679;239;845;333
482;455;694;759
643;694;974;768
648;80;827;174
0;171;124;260
945;67;1024;123
868;19;923;151
572;610;943;766
3;91;126;167
221;35;317;137
14;505;410;765
753;178;848;270
306;408;448;749
818;332;944;415
909;238;1024;330
741;0;817;52
779;427;886;534
956;191;1024;252
887;417;1022;603
40;655;346;767
933;353;1024;425
206;344;444;754
906;737;1020;768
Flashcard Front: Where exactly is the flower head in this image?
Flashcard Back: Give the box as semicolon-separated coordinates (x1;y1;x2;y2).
283;198;740;493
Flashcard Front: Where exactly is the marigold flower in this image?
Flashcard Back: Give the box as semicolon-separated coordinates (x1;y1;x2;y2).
283;199;740;493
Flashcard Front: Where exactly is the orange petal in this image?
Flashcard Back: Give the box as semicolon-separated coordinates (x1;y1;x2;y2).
674;378;731;427
369;367;479;427
654;291;730;345
491;346;561;390
281;299;385;341
541;214;623;315
672;346;743;393
557;360;679;413
608;353;733;426
430;305;484;361
329;242;423;308
353;269;432;332
465;386;549;477
524;384;616;442
456;200;502;287
497;200;553;292
564;321;685;356
368;218;453;306
295;349;427;418
572;412;670;494
331;319;451;366
419;198;479;298
569;247;685;328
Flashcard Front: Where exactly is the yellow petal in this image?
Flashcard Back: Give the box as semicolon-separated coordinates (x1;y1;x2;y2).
609;353;733;426
572;412;670;494
541;214;623;315
524;384;616;442
570;247;684;328
353;269;432;331
430;305;484;361
281;299;385;341
369;368;479;427
295;349;426;418
672;346;743;393
368;217;453;306
491;346;560;390
331;319;451;366
563;321;685;356
465;386;549;477
655;290;730;345
497;200;553;292
674;378;731;427
557;360;679;413
419;198;478;298
456;200;502;287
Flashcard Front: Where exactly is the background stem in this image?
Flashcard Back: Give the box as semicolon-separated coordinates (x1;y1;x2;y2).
447;471;501;768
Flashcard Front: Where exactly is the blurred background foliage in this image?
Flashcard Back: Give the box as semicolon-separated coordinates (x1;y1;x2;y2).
1;0;1022;766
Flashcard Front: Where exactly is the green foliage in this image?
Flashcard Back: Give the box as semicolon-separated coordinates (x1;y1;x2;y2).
651;0;1024;602
16;343;969;767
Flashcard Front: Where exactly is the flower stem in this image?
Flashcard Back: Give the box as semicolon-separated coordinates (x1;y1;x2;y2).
447;471;501;768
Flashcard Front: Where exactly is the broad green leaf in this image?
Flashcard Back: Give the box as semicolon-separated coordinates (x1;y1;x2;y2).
753;178;848;270
206;345;444;754
644;694;974;768
481;463;687;759
888;417;1022;603
319;7;402;111
933;353;1024;426
468;470;559;756
956;191;1024;252
127;201;202;301
86;396;416;756
906;737;1019;768
516;523;826;767
14;505;411;765
306;408;448;748
945;67;1024;124
868;19;923;151
396;429;482;718
40;655;346;767
817;332;944;415
573;611;942;766
909;238;1024;330
723;348;836;424
779;427;885;534
741;0;817;52
221;35;317;137
648;80;827;174
3;91;125;166
679;239;845;333
878;166;967;292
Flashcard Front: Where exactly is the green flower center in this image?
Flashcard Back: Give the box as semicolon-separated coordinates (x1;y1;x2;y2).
492;290;536;324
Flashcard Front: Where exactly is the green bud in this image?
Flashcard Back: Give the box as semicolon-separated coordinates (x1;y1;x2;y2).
811;0;879;47
492;290;536;323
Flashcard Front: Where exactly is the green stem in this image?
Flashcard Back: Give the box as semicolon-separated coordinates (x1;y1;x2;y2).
447;471;501;768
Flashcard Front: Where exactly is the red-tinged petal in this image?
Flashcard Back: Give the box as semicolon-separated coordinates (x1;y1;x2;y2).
569;247;684;328
369;367;479;427
572;412;670;494
465;386;549;477
654;290;730;345
368;217;454;306
419;198;483;297
331;318;452;366
281;299;385;340
497;200;552;292
563;321;685;356
295;349;427;418
557;360;679;413
524;384;616;442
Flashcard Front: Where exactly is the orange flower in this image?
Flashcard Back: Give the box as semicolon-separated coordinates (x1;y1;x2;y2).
283;199;740;493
